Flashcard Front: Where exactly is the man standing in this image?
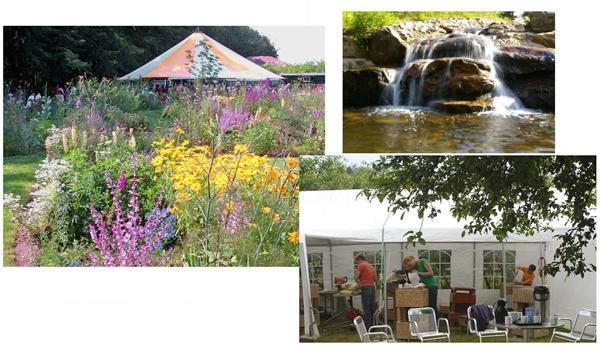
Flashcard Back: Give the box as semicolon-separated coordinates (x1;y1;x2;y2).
354;254;377;329
403;256;438;315
513;264;537;285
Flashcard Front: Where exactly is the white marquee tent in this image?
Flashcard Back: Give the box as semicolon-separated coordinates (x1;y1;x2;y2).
299;190;596;337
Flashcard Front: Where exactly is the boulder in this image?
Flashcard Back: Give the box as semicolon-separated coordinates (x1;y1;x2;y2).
343;68;393;107
531;31;555;48
399;58;496;104
431;98;494;114
368;27;409;66
495;46;555;75
343;35;367;58
525;12;555;33
505;73;555;112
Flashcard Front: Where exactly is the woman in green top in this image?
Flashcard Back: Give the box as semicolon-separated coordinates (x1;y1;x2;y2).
404;256;438;314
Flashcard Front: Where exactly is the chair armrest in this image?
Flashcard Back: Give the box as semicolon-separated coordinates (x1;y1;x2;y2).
438;318;450;334
467;317;478;334
557;318;573;331
369;324;394;337
408;320;420;336
361;332;390;342
579;323;597;340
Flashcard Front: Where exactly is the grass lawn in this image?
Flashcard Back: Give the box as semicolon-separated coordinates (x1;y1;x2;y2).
140;109;169;130
3;152;45;266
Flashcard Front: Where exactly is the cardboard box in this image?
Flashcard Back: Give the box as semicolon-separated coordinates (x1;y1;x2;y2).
395;288;429;308
513;286;534;304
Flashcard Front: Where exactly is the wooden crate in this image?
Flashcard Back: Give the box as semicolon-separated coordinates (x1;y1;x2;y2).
510;328;549;339
299;284;320;299
513;286;534;304
395;321;417;341
395;288;429;308
299;313;320;328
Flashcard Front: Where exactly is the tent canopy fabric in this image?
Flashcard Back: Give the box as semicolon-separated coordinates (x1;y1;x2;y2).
300;190;569;246
119;32;282;81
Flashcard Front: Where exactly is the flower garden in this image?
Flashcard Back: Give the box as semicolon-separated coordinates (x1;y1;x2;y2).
3;78;323;266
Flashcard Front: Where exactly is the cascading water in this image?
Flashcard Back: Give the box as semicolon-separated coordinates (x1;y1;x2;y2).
383;32;523;112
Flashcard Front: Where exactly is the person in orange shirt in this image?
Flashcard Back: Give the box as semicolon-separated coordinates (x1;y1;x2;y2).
354;254;377;329
513;264;537;285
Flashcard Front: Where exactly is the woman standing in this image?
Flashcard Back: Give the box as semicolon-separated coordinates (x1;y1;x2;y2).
403;256;438;314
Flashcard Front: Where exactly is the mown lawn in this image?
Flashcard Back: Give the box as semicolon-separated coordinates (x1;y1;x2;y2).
3;152;45;266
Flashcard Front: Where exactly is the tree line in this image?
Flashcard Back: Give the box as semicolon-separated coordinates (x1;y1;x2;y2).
3;26;278;89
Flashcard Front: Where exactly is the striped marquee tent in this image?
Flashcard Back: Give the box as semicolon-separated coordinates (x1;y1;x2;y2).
119;32;282;82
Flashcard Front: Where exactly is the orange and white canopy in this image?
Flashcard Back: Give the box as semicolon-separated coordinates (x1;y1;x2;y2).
120;32;282;81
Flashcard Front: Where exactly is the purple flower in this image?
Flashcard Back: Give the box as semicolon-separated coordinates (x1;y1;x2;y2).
311;108;322;119
88;154;172;266
219;198;249;234
219;107;253;132
116;171;126;191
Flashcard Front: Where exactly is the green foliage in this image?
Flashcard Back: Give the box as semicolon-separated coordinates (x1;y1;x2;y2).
263;60;325;74
300;156;375;191
362;156;596;278
242;121;276;155
343;11;510;42
51;143;164;254
3;26;278;89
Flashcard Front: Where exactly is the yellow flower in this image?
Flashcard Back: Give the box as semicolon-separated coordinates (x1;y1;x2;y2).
272;213;280;223
233;144;248;154
175;127;185;135
285;157;298;169
261;207;272;214
288;231;299;245
248;223;258;229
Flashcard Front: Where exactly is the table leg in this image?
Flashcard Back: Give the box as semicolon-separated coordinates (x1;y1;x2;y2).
523;329;529;343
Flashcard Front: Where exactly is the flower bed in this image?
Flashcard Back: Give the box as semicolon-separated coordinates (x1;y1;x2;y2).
3;78;315;266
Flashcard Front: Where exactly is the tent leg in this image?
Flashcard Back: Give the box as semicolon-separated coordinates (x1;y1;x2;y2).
300;242;319;339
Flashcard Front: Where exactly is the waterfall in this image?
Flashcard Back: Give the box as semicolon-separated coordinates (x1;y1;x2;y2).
385;32;523;112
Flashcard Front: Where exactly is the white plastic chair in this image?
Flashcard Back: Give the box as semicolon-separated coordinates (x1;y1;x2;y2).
407;307;451;342
467;305;508;342
353;316;395;342
551;308;596;343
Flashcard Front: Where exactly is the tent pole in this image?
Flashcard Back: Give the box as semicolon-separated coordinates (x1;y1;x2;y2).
502;242;506;299
472;243;476;289
328;241;334;290
381;213;392;325
300;241;319;339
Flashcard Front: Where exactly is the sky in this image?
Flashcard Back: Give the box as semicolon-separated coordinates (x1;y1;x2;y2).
252;26;324;64
344;155;380;165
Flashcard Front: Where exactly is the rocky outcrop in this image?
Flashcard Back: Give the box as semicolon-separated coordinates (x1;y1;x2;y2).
343;68;393;107
525;12;555;33
495;46;555;75
343;35;366;58
531;31;555;48
431;98;494;114
494;45;555;112
368;27;409;66
399;58;495;104
506;73;555;112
